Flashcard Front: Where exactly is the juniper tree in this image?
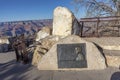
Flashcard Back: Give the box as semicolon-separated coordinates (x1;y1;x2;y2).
72;0;120;17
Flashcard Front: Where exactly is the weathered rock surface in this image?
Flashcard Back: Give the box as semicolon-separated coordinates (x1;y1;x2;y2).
52;6;81;37
103;49;120;67
38;35;106;70
40;36;62;49
36;27;51;41
106;55;120;68
32;46;43;66
32;36;62;66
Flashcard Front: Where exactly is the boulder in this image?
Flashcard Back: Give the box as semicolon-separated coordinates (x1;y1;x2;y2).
38;35;106;70
32;36;62;66
32;46;43;66
36;27;51;41
52;6;81;37
0;44;9;53
0;38;9;44
0;44;4;52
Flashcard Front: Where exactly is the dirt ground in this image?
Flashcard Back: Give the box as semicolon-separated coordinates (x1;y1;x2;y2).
0;51;120;80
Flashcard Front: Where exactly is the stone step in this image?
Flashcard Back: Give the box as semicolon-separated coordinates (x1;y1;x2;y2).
84;37;120;50
102;49;120;67
103;49;120;56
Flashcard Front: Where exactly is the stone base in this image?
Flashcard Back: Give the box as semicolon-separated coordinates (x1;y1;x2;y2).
37;35;106;70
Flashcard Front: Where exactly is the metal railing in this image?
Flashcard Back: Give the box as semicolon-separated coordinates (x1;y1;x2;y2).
79;16;120;37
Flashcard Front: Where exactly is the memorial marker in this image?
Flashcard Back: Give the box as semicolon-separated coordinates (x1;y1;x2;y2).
57;43;87;68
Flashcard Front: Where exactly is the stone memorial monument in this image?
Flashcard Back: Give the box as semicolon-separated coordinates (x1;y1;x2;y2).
35;6;106;70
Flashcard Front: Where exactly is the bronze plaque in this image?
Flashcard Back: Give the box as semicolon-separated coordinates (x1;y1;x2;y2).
57;43;87;68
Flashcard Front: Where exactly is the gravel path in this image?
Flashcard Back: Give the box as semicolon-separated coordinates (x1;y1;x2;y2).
0;51;120;80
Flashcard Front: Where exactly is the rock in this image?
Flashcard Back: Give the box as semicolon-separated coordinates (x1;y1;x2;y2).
38;35;106;70
36;27;51;41
32;36;62;66
99;48;120;67
40;36;62;49
3;44;9;52
0;38;9;44
0;44;9;53
0;44;4;52
106;55;120;68
32;45;44;66
52;6;81;37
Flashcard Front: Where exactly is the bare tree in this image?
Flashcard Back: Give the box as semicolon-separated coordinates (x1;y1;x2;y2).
72;0;120;17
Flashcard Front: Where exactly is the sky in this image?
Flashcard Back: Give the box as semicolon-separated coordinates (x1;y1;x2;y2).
0;0;85;22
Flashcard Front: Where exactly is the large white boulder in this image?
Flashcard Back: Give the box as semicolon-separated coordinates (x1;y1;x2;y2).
38;35;106;70
52;6;81;37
